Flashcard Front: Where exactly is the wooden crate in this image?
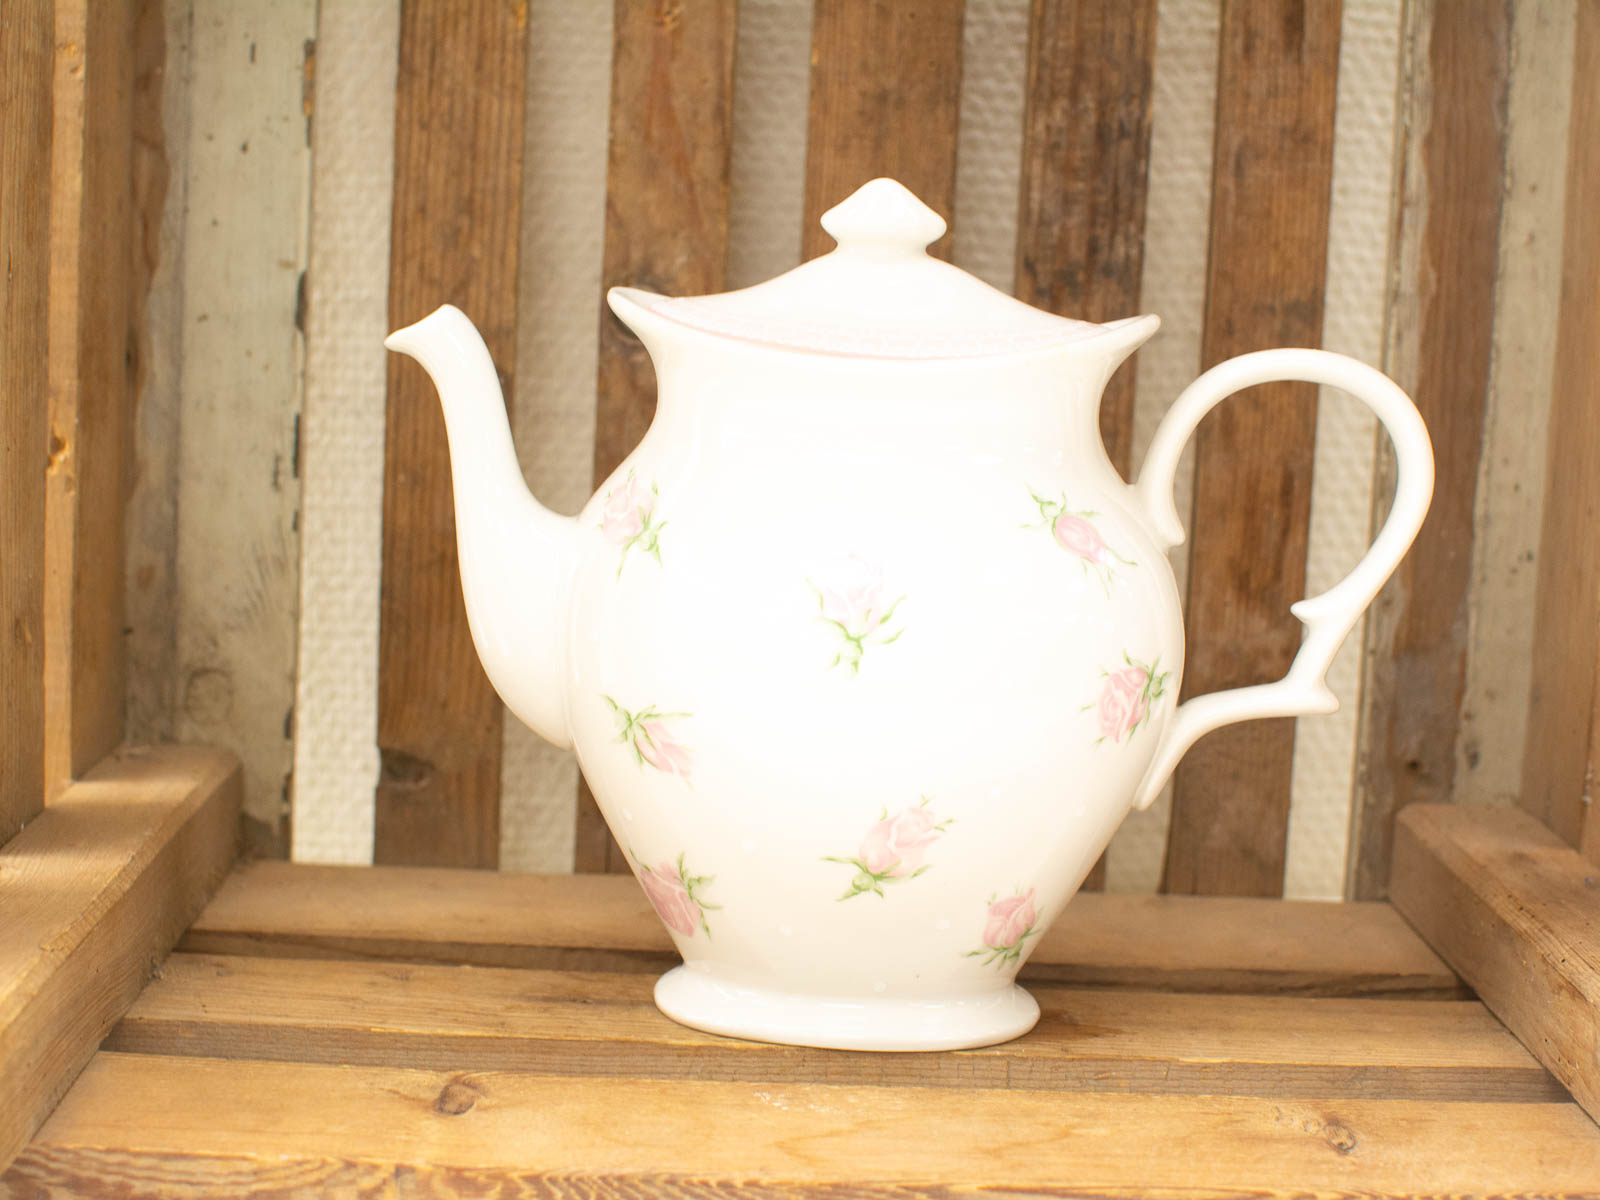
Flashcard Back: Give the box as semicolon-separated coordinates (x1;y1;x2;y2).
4;0;1600;1193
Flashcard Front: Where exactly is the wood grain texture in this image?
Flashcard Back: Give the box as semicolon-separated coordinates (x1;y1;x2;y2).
379;0;529;868
44;0;138;798
171;1;313;856
1519;0;1600;858
13;1053;1600;1197
110;952;1558;1102
1014;0;1155;891
1164;0;1343;897
0;747;239;1175
1014;0;1156;478
0;0;51;844
801;0;966;263
1391;802;1600;1126
1350;0;1511;899
577;0;738;873
178;862;1461;996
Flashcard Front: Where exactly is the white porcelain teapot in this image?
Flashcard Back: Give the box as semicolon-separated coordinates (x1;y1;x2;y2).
387;179;1434;1051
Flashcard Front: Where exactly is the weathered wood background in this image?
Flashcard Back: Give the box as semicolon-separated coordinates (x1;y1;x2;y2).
111;0;1592;899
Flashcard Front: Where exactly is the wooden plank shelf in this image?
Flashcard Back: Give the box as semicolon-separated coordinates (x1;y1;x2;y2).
6;820;1600;1197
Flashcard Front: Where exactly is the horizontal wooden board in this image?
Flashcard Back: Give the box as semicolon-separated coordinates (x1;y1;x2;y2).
0;748;240;1175
179;862;1462;996
108;953;1558;1102
9;1053;1599;1197
1391;802;1600;1124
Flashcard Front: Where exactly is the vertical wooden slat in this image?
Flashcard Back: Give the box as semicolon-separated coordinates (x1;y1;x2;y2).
801;0;966;264
173;2;312;857
574;0;739;873
1163;0;1342;897
45;0;138;797
1015;0;1156;477
378;0;529;868
1519;0;1600;861
0;0;52;843
1348;0;1510;897
1014;0;1156;891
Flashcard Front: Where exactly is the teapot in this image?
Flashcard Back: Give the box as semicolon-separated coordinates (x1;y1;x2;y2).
386;179;1434;1051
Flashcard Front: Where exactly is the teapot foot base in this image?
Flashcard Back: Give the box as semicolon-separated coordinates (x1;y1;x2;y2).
652;964;1040;1052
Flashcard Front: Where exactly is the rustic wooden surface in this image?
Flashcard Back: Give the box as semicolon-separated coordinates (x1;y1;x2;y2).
110;952;1555;1100
1391;801;1600;1125
1015;0;1155;479
0;747;239;1175
170;1;313;856
1350;0;1511;899
178;861;1463;997
1520;0;1600;861
378;0;528;868
0;0;51;844
12;1048;1600;1194
45;0;136;795
1014;0;1156;891
14;849;1599;1192
577;0;739;874
800;0;965;263
1164;0;1343;897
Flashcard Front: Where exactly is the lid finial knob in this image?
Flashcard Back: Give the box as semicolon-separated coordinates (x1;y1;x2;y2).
820;179;947;257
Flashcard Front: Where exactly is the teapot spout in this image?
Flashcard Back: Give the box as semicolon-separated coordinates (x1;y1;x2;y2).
385;305;579;750
1095;314;1161;384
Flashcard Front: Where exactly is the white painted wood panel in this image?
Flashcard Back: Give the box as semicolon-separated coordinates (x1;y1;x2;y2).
1286;0;1402;899
172;0;314;850
1105;0;1220;893
1456;0;1574;808
290;0;398;864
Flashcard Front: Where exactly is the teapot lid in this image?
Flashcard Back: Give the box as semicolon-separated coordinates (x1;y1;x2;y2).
612;179;1117;361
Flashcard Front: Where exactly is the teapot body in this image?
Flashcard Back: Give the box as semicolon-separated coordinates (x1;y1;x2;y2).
564;341;1182;1049
385;182;1434;1052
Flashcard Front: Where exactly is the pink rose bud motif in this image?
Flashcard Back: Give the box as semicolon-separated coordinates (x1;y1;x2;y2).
605;696;692;783
1028;488;1132;591
809;554;906;675
633;850;720;939
966;887;1038;968
823;798;953;900
1087;652;1171;744
599;469;665;576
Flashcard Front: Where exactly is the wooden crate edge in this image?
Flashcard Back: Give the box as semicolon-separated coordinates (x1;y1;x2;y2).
1391;801;1600;1124
0;745;241;1173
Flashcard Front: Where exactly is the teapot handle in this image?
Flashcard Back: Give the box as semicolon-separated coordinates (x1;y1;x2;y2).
1128;349;1434;812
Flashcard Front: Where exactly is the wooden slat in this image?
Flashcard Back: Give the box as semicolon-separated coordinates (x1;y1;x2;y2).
0;747;239;1174
577;0;739;873
1164;0;1342;897
1014;0;1156;891
13;1054;1600;1196
378;0;529;868
157;2;311;857
110;953;1559;1102
1520;0;1600;859
43;0;137;798
1014;0;1156;478
0;0;51;843
179;862;1462;996
800;0;966;263
1350;0;1511;899
1391;802;1600;1125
